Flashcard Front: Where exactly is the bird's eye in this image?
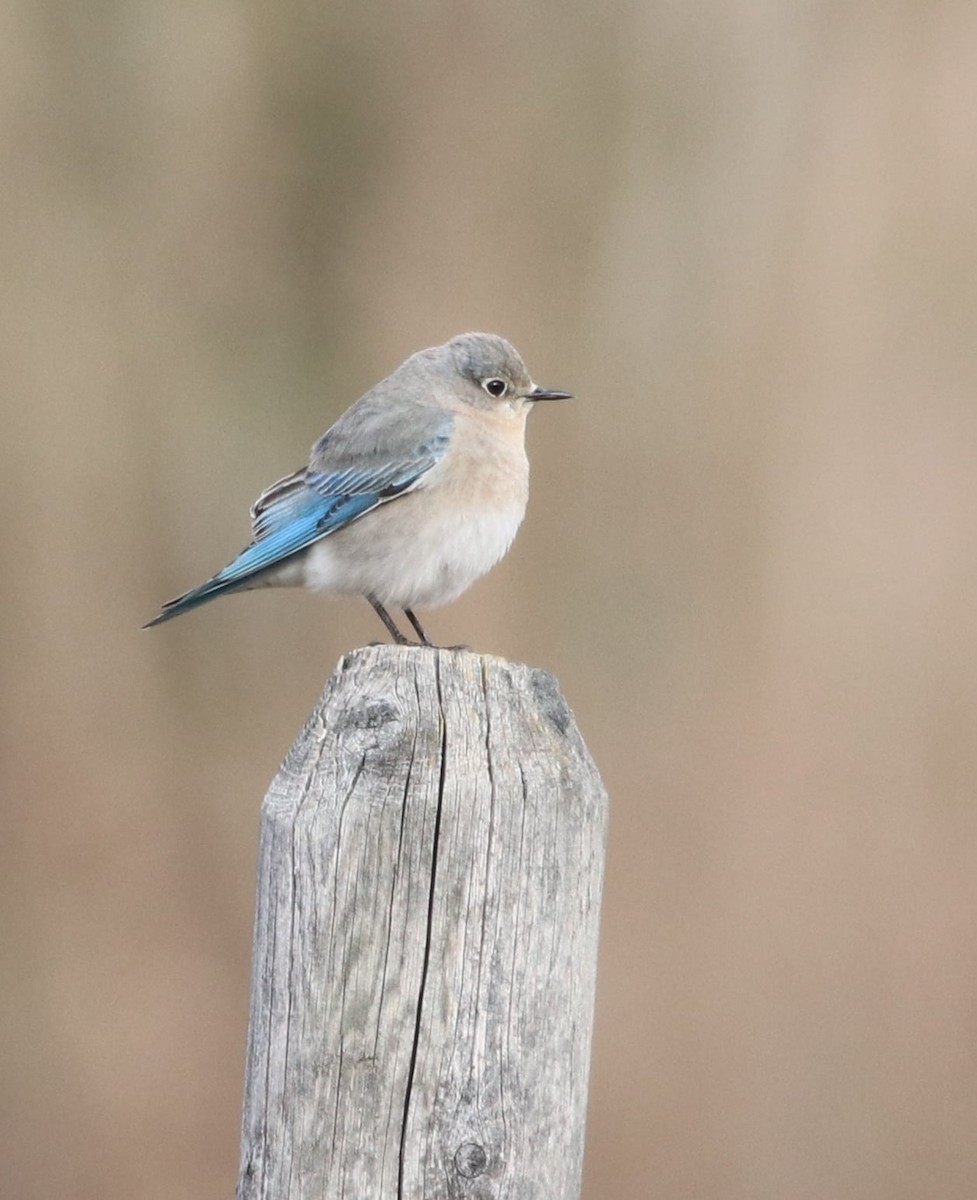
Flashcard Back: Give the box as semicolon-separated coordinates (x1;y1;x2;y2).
482;377;507;398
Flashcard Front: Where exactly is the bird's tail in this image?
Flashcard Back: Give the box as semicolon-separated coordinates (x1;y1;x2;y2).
143;512;315;628
143;573;248;628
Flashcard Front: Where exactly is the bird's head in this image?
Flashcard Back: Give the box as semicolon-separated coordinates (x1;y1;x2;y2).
444;332;573;414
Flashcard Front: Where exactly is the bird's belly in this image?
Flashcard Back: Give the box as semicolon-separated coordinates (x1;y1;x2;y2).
301;492;527;609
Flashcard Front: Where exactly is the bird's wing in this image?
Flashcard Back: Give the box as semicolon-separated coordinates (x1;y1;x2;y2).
144;408;453;625
243;410;454;574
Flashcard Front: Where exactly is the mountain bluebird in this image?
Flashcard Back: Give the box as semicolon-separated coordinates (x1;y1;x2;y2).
145;332;571;645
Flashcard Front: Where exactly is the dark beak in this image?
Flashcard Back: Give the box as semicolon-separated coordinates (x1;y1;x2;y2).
529;385;574;401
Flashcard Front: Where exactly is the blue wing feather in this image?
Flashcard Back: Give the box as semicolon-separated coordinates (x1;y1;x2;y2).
144;419;452;627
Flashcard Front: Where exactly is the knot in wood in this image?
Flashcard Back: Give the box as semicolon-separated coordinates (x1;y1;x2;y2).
453;1141;488;1179
344;698;398;731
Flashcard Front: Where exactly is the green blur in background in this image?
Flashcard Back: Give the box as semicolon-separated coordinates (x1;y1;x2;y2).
3;3;977;1198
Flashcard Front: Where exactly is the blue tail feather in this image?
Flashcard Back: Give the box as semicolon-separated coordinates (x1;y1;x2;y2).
142;573;252;627
143;493;379;627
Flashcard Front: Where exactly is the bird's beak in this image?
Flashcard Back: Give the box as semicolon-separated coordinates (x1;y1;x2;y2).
529;385;574;401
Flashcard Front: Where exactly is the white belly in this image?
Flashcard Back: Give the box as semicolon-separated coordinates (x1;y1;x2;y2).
300;490;527;609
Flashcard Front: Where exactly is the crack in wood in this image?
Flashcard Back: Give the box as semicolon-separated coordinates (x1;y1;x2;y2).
398;651;449;1199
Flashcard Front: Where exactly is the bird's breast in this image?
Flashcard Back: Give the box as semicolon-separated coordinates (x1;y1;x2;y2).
302;410;531;609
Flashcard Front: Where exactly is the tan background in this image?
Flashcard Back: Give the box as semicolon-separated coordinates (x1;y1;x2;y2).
4;3;977;1198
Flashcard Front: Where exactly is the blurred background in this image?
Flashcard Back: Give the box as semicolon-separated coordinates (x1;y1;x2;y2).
4;2;977;1197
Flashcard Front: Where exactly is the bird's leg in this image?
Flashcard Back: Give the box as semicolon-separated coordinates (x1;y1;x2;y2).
403;608;433;646
368;596;412;645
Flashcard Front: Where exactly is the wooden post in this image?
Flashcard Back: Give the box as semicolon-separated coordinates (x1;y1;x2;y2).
237;645;607;1200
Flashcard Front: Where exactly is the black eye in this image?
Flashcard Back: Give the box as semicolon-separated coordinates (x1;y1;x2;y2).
482;377;507;398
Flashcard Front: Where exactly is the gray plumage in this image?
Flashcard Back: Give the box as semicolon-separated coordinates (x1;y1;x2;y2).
146;333;571;644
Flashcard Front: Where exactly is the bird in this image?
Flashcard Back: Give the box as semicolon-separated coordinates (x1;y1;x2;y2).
144;332;572;645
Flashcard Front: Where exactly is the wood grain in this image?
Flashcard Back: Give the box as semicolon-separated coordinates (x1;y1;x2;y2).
238;645;607;1199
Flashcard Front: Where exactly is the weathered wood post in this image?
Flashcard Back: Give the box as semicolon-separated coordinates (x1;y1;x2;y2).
237;645;607;1200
